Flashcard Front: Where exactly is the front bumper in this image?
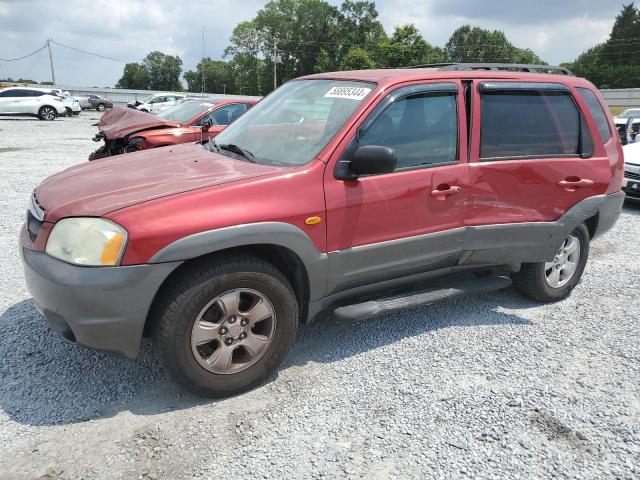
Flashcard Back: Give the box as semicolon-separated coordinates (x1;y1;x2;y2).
623;163;640;199
21;247;181;359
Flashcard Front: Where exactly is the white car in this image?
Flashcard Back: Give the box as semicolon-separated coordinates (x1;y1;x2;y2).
60;94;81;116
0;87;66;120
132;93;186;113
623;142;640;201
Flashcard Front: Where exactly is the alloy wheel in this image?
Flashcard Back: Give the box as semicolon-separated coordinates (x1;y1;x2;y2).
544;234;581;288
41;107;55;120
190;288;276;375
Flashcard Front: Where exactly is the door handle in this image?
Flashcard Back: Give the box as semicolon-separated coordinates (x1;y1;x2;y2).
430;185;462;199
558;178;594;190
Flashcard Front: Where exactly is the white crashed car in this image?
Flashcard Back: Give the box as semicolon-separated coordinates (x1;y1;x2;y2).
59;93;81;116
614;108;640;144
623;142;640;201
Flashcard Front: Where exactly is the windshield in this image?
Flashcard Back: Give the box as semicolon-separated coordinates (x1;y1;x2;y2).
141;94;155;104
156;101;213;123
212;79;375;166
619;109;640;118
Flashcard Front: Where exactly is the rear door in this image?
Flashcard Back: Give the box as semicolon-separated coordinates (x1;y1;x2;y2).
324;81;469;295
463;80;611;264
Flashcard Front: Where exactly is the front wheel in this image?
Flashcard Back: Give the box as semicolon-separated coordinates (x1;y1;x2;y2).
151;256;298;397
96;103;106;111
512;224;590;302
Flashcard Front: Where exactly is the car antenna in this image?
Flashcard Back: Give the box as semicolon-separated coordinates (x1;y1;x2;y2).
200;26;205;144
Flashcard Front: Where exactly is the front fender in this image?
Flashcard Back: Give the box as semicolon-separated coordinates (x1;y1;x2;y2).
148;222;328;301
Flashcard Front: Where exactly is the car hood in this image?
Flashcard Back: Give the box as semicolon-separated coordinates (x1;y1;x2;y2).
98;106;180;139
623;142;640;165
614;116;640;125
36;143;285;221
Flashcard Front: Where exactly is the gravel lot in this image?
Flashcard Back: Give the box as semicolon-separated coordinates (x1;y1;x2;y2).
0;114;638;479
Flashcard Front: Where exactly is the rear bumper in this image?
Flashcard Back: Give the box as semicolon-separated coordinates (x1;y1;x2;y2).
21;247;181;359
593;191;625;239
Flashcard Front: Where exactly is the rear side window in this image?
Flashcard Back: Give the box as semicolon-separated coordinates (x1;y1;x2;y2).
480;91;588;159
576;88;611;142
360;93;458;169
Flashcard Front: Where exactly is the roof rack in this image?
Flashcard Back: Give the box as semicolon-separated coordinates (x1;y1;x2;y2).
409;63;574;76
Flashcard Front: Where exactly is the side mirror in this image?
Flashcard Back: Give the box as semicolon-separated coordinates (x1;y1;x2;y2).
348;145;397;177
202;119;212;132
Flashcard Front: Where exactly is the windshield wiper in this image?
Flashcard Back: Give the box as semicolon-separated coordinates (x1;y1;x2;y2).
217;143;257;163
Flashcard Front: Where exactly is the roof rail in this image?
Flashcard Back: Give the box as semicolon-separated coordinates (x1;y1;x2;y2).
409;63;574;76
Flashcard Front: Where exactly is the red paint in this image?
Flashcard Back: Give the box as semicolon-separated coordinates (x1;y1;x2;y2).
98;99;258;148
25;69;623;266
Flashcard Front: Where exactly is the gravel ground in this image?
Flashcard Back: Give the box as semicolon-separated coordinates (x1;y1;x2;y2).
0;114;638;479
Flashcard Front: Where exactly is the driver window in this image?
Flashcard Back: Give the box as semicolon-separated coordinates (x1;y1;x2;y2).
359;92;458;170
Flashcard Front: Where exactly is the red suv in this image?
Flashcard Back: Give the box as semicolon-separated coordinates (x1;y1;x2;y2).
20;64;624;397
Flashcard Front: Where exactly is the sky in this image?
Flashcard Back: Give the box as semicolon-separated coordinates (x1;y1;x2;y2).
0;0;624;87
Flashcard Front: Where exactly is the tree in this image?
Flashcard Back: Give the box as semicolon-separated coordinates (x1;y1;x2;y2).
378;24;445;67
602;3;640;65
184;58;234;94
340;47;375;70
116;63;150;89
444;25;543;64
568;3;640;87
142;51;183;91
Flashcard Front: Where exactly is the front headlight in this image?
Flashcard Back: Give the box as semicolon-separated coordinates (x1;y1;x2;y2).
45;218;127;266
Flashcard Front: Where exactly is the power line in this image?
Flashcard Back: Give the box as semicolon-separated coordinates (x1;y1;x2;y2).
51;40;131;63
0;44;47;62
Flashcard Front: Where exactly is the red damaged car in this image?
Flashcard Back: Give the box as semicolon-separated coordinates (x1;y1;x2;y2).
89;98;257;160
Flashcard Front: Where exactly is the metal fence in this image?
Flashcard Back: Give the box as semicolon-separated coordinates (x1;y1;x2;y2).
601;89;640;108
16;84;260;105
3;80;640;108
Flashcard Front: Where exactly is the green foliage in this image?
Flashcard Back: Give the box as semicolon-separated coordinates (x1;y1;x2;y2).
444;25;543;64
340;47;375;70
378;24;445;67
116;52;182;90
115;63;150;89
143;51;183;91
184;58;235;94
570;3;640;87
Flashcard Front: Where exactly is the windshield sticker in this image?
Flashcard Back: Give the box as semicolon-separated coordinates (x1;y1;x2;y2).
324;86;372;100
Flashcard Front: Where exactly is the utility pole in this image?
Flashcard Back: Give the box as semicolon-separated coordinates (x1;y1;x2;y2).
272;37;281;91
46;39;56;85
222;84;226;94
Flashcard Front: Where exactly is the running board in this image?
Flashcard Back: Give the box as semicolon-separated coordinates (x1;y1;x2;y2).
332;275;512;322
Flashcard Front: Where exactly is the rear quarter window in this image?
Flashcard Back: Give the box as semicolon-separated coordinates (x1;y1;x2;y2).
576;87;612;143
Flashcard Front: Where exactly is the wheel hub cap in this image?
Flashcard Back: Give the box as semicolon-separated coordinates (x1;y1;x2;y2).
544;234;580;288
190;288;276;375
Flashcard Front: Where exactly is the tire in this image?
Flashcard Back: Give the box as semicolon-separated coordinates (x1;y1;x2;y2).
96;103;106;112
512;224;590;302
73;111;80;116
38;106;56;121
65;107;72;116
151;255;298;398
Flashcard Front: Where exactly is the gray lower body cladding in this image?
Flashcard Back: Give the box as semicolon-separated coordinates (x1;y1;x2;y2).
21;247;181;359
20;192;623;356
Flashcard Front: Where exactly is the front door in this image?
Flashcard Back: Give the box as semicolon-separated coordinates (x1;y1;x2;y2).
324;81;469;295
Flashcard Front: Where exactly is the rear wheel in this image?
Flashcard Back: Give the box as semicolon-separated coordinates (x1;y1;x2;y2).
512;224;589;302
151;256;298;397
38;106;56;121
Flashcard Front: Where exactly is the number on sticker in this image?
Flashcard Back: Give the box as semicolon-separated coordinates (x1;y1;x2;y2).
324;86;372;100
